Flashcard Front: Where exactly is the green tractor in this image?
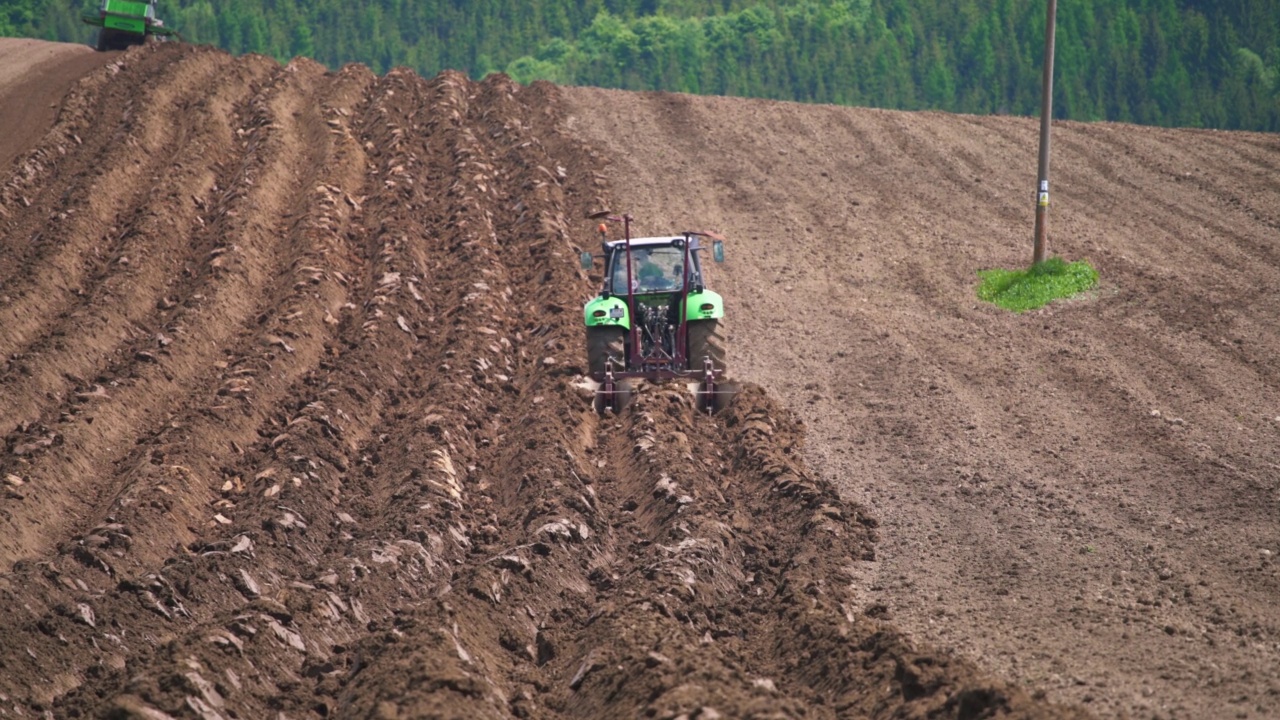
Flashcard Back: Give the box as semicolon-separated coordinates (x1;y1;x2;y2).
580;211;734;413
83;0;179;51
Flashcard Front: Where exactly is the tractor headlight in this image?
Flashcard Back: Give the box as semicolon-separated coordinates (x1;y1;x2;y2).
592;310;606;318
699;303;715;312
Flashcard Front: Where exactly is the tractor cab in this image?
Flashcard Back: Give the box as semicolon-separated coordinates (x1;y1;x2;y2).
604;238;705;296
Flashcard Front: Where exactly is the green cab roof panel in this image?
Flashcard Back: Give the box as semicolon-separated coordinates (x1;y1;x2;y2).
103;0;150;18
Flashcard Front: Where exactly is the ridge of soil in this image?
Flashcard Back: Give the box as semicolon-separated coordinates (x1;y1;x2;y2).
562;86;1280;720
0;40;1078;719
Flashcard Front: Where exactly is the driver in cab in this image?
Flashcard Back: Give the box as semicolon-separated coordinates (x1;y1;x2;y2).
616;249;684;293
616;250;664;292
635;253;665;290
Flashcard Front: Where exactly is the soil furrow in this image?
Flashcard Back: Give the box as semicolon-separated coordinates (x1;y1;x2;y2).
0;59;364;572
0;54;274;438
0;47;230;365
0;59;376;710
0;50;122;253
45;69;599;720
0;49;252;568
72;60;377;572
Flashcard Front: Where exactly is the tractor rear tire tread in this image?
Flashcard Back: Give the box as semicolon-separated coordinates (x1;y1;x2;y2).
686;319;726;373
586;327;626;377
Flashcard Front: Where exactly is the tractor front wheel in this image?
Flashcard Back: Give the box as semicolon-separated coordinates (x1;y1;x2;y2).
586;326;626;377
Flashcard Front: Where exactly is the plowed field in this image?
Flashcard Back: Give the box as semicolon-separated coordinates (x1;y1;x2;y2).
1;38;1276;720
563;89;1280;719
0;40;1081;719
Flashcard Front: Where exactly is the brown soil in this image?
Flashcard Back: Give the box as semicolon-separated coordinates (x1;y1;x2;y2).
562;88;1280;719
0;39;115;170
0;40;1083;719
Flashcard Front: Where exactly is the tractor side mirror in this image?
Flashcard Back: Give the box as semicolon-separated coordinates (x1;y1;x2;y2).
579;251;594;270
712;240;725;263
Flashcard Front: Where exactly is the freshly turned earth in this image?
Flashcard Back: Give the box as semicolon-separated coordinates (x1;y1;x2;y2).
0;37;1275;719
563;87;1280;719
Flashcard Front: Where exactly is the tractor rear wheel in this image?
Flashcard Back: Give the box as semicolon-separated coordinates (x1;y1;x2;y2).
686;319;726;373
586;326;625;377
96;28;140;51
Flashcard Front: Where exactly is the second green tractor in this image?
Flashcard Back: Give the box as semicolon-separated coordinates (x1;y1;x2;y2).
83;0;179;51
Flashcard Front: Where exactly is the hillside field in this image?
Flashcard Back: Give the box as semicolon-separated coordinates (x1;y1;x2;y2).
1;39;1278;719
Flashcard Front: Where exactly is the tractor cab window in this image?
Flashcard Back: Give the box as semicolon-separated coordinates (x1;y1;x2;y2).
610;246;700;294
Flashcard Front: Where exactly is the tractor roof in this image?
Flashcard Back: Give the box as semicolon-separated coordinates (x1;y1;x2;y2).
605;236;706;250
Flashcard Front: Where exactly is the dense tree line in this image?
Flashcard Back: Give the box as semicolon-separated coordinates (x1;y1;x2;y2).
4;0;1277;130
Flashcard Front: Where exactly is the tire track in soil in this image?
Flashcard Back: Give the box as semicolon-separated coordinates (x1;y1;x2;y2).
1053;129;1280;276
1050;126;1280;384
0;42;1081;720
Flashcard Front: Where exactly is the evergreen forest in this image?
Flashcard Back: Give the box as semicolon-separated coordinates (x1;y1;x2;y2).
4;0;1278;131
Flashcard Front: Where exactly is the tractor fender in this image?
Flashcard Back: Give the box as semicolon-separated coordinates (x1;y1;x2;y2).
584;295;630;329
684;289;724;321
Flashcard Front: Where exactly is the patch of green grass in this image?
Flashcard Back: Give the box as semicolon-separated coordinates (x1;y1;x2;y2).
977;257;1099;312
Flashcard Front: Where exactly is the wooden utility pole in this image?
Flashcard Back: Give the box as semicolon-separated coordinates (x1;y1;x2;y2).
1032;0;1058;264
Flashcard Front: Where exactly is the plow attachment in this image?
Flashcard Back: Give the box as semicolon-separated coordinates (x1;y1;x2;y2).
590;359;738;416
